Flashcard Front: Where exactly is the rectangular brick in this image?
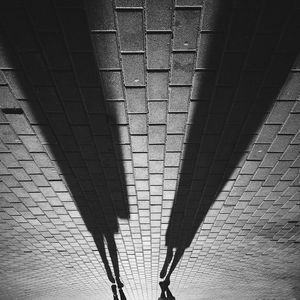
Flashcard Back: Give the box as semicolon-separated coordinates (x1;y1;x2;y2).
89;114;109;135
202;0;232;31
171;53;195;85
73;126;93;144
260;153;282;167
196;32;225;69
149;145;164;160
71;53;99;86
147;34;171;69
122;54;145;86
63;102;88;124
269;135;293;152
19;135;45;153
129;114;147;134
165;152;181;166
191;71;216;100
85;0;115;30
256;125;281;143
58;9;92;51
107;102;127;124
3;70;33;100
148;102;167;124
19;160;40;174
149;125;166;144
53;71;81;101
134;167;148;179
39;33;71;70
92;33;120;69
131;135;148;152
149;160;164;173
281;144;299;161
19;52;51;86
167;113;187;133
169;87;190;112
81;88;105;113
36;87;63;112
173;9;201;50
132;153;148;167
218;53;244;85
146;0;172;30
166;135;183;151
100;71;124;100
0;86;20;109
7;144;31;160
126;88;147;113
266;101;295;124
117;11;144;51
280;114;300;134
147;72;169;100
0;124;21;144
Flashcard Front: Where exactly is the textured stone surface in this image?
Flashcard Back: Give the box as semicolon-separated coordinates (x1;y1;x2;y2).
0;1;299;300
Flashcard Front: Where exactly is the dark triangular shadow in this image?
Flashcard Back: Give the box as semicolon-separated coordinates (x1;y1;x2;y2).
0;0;129;293
160;0;300;284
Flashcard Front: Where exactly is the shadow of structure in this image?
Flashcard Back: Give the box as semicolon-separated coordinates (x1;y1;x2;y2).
0;1;128;299
160;0;300;293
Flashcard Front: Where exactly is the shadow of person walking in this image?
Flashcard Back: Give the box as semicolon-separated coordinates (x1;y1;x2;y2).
0;1;130;298
159;0;299;292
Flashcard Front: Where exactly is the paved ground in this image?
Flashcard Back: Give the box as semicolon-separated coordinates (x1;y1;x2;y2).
0;0;299;299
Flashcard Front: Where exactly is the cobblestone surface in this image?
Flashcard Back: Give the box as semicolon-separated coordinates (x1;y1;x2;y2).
0;0;299;299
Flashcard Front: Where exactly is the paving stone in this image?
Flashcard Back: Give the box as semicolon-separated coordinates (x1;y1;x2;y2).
173;9;201;50
85;0;115;30
148;125;166;144
19;52;51;86
149;145;164;160
132;153;148;167
39;33;71;70
147;72;169;100
100;71;125;100
117;11;144;52
146;0;172;30
3;70;33;100
0;124;21;144
0;86;20;109
280;114;300;134
147;34;171;69
256;124;282;144
126;88;147;113
169;87;190;112
269;135;293;153
92;33;120;69
129;114;147;134
171;53;195;85
167;113;187;134
149;160;164;173
131;135;148;152
57;8;92;51
107;102;127;124
148;102;167;124
261;153;282;168
81;88;106;113
122;54;145;86
71;53;99;86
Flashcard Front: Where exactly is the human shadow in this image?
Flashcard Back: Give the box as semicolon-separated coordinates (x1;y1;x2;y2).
160;0;300;287
0;1;128;298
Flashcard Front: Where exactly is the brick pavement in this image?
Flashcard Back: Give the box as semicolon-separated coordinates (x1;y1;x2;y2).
0;0;299;299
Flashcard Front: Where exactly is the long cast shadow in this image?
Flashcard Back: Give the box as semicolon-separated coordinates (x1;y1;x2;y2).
160;0;300;291
0;1;128;298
